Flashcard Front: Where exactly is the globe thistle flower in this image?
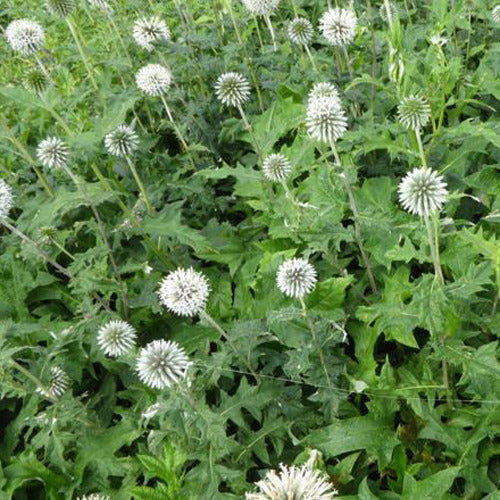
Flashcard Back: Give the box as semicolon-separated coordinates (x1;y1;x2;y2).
306;95;348;144
215;72;251;108
38;366;71;399
319;8;357;47
245;464;337;500
379;2;401;23
133;16;171;51
241;0;280;16
308;82;340;102
24;68;49;94
77;495;111;500
38;225;58;244
136;339;191;389
288;17;313;46
277;258;317;299
135;64;172;96
493;5;500;23
46;0;76;17
104;124;138;157
262;153;292;182
0;180;14;220
36;137;69;169
5;20;45;56
398;167;448;217
157;268;210;317
97;320;137;357
397;95;431;131
87;0;112;13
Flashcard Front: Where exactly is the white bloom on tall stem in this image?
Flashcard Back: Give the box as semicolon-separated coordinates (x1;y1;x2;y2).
158;268;210;317
308;82;340;102
288;17;313;46
133;16;171;51
397;95;431;131
135;64;172;96
306;95;347;144
136;339;191;389
245;464;337;500
241;0;280;50
277;258;317;299
38;366;71;399
37;137;69;169
262;153;291;182
319;8;357;47
97;320;137;357
6;20;45;56
104;124;138;157
87;0;112;13
493;5;500;23
0;180;14;220
215;72;251;108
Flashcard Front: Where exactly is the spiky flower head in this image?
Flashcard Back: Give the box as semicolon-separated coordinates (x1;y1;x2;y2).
87;0;112;13
77;495;111;500
397;95;431;131
158;268;210;317
0;180;14;220
245;464;337;500
97;320;137;357
215;72;251;108
277;258;317;298
24;68;49;94
39;225;58;244
262;153;292;182
379;2;401;23
46;0;76;17
288;17;313;46
241;0;280;16
398;167;448;217
319;8;357;47
37;137;69;169
133;16;171;51
135;64;172;96
306;95;347;143
308;82;340;102
136;339;191;389
493;5;500;23
104;124;138;157
5;20;45;56
38;366;71;399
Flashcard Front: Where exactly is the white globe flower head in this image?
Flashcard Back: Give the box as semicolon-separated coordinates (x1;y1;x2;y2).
262;153;292;182
397;95;431;131
136;339;191;389
36;137;69;169
97;320;137;357
6;20;45;56
379;2;401;23
133;16;171;51
0;180;14;220
87;0;112;13
158;267;210;317
215;72;251;108
288;17;313;46
46;0;76;17
277;258;317;299
306;95;348;144
241;0;280;16
493;5;500;23
308;82;340;102
320;8;357;47
245;464;337;500
38;366;71;399
104;124;139;157
398;167;448;217
136;64;172;96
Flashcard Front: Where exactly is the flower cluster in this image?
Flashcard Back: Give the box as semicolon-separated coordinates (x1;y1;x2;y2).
262;153;292;182
306;94;347;144
397;95;431;131
241;0;280;16
288;17;313;46
105;124;138;157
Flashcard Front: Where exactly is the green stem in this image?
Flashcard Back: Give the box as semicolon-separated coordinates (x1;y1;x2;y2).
263;14;277;51
10;360;57;403
424;214;443;283
237;104;262;160
304;44;318;72
415;127;427;168
34;54;56;86
124;155;153;215
160;95;189;150
107;13;133;66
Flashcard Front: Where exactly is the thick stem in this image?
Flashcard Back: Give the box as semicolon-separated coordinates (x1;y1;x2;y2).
341;45;354;81
263;14;277;51
424;213;444;283
253;16;265;50
304;44;318;72
124;155;153;215
415;127;427;168
40;95;73;136
34;54;56;86
237;104;263;160
160;95;189;150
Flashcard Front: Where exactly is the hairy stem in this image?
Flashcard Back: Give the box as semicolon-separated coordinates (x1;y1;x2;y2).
124;155;153;215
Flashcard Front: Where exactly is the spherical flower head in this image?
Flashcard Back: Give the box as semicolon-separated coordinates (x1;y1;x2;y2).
493;5;500;23
241;0;280;16
97;320;137;357
397;95;431;131
262;153;292;182
0;180;14;220
135;64;172;96
379;2;401;23
320;8;357;47
37;137;69;169
215;72;251;108
46;0;76;17
39;225;58;244
306;95;347;144
157;268;210;317
398;167;448;217
277;258;317;299
38;366;71;399
87;0;113;13
6;20;45;56
245;464;338;500
104;124;138;157
24;69;49;94
288;17;313;46
308;82;340;102
133;16;171;51
136;339;191;389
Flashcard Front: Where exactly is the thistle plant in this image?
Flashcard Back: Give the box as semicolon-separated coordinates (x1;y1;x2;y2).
37;366;71;399
104;124;152;214
36;137;69;169
97;320;137;357
132;16;171;51
241;0;281;50
494;5;500;23
276;258;317;300
86;0;112;13
24;68;49;94
0;180;14;221
288;17;317;71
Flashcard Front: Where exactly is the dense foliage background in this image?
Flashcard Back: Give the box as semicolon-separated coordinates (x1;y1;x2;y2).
2;0;500;498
